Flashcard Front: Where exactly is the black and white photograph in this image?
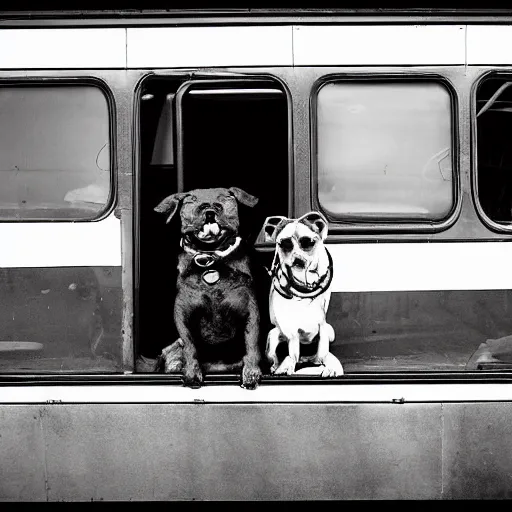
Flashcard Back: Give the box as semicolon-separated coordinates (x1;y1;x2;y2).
1;5;512;502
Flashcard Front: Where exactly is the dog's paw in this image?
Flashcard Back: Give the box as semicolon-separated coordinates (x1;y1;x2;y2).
182;365;204;388
319;353;344;377
267;353;280;374
270;363;280;374
274;356;297;375
241;365;262;390
160;339;184;373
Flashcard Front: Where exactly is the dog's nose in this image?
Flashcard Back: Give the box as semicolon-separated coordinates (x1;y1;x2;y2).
292;257;306;269
204;209;216;223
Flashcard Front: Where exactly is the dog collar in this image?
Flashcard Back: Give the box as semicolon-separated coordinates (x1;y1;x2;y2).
181;236;242;285
181;236;241;264
270;248;334;300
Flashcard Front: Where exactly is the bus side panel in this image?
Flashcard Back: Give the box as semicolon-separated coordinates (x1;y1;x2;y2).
7;401;505;501
443;403;512;499
6;403;442;501
0;406;47;501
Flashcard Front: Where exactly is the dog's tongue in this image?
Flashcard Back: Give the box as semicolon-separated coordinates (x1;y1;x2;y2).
197;223;220;239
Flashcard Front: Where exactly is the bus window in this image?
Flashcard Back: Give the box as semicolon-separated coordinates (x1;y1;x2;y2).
310;76;512;374
314;79;454;222
0;84;112;220
476;75;512;224
177;79;290;239
136;76;289;365
0;82;122;374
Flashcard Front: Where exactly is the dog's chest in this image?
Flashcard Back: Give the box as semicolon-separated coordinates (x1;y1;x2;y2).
180;269;250;292
177;256;254;306
270;290;329;339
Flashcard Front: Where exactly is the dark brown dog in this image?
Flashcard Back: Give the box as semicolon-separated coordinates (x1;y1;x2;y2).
154;187;262;389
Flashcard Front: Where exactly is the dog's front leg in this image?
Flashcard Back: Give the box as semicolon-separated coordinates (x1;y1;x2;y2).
159;338;184;373
275;336;300;375
315;322;334;362
174;303;203;388
266;327;283;374
242;300;262;389
315;322;343;377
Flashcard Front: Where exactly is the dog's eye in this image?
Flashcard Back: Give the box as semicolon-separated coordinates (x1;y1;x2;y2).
278;238;294;252
298;237;316;251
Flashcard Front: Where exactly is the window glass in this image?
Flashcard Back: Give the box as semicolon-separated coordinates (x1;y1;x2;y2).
327;289;512;373
0;266;123;374
0;85;111;219
476;76;512;224
316;81;453;221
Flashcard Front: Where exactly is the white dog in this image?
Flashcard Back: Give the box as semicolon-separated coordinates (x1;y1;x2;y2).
262;211;343;377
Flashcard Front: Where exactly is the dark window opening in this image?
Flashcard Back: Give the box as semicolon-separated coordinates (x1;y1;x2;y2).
476;76;512;224
137;76;289;364
178;80;289;242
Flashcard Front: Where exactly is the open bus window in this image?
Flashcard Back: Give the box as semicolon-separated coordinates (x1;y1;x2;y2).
314;80;454;222
177;80;289;240
476;75;512;224
0;84;112;220
137;76;289;364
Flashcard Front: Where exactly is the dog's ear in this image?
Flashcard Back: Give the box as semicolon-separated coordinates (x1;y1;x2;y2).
299;211;329;240
262;215;289;242
154;192;188;224
228;187;259;208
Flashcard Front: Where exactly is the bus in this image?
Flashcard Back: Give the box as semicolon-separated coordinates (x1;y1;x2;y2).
1;7;512;501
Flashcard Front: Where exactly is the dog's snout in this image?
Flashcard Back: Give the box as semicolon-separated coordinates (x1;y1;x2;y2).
292;257;306;269
204;209;216;223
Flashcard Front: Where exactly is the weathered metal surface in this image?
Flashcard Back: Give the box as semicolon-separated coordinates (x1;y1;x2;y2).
442;403;512;499
3;401;512;500
0;406;47;501
39;403;440;501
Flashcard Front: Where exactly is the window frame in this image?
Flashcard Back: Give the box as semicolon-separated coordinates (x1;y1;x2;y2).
174;76;293;250
0;76;117;223
133;71;294;368
310;73;461;234
174;74;294;217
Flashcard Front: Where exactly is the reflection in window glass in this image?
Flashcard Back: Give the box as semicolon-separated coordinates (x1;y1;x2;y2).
316;81;453;220
0;85;111;219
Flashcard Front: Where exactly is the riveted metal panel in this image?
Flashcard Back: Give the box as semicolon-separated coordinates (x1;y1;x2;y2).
40;403;441;501
442;402;512;499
